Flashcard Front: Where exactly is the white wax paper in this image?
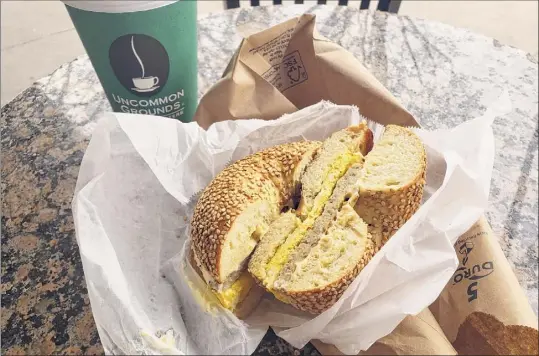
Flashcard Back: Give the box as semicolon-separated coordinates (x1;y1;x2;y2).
73;99;509;355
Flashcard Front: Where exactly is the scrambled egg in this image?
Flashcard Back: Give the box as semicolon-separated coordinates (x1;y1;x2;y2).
264;153;361;287
214;271;255;310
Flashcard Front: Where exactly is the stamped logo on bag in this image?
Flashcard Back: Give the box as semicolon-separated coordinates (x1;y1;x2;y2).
262;51;308;92
452;235;495;302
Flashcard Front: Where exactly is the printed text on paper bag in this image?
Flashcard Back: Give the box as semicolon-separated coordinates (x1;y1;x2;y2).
452;232;495;302
249;28;294;65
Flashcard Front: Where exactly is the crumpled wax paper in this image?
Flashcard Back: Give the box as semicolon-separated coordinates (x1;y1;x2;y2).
72;99;509;355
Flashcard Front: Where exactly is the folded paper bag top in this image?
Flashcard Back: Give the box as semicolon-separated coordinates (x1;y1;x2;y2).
193;14;418;130
431;217;539;355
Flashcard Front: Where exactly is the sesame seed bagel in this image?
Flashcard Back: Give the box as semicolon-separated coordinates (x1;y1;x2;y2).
354;125;427;247
246;125;425;315
190;141;321;287
189;123;426;316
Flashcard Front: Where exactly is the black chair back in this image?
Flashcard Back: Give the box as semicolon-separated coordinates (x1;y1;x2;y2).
225;0;401;13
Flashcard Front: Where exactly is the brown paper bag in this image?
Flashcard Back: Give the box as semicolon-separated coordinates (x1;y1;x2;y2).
430;217;539;355
193;14;417;130
311;309;457;355
192;14;537;356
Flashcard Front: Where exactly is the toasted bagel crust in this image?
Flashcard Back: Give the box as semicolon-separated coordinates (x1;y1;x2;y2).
275;245;375;314
355;125;427;247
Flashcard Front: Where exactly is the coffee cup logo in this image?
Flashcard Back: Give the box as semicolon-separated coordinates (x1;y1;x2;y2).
109;34;169;97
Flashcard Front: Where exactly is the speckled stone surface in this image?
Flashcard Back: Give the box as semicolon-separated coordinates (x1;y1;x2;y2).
2;5;537;355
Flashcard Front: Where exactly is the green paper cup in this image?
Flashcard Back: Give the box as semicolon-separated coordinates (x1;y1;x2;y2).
65;1;197;122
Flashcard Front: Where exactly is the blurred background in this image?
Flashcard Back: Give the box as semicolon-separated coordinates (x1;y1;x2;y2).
1;0;538;106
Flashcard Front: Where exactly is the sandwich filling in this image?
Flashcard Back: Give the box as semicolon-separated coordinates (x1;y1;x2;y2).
248;212;300;282
191;249;257;311
261;152;362;288
213;271;256;310
277;205;372;291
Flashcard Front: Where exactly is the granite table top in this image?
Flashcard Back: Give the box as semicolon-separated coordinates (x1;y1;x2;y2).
2;4;537;355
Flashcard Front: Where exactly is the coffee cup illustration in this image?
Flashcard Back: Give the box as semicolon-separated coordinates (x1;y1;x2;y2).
129;36;160;93
109;34;169;97
132;76;159;91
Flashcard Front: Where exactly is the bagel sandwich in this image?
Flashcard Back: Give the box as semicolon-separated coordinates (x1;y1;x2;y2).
189;124;373;316
248;125;426;314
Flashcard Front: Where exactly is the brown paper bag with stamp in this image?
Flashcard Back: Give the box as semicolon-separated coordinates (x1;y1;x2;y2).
192;14;536;356
430;217;539;355
193;14;417;129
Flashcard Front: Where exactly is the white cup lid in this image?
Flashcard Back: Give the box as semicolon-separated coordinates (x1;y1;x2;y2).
63;1;178;13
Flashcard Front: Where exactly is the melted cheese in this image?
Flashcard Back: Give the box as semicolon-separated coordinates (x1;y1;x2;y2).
192;251;255;312
263;153;361;287
213;271;255;310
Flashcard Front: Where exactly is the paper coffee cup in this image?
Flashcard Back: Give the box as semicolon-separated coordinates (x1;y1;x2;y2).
64;0;197;122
